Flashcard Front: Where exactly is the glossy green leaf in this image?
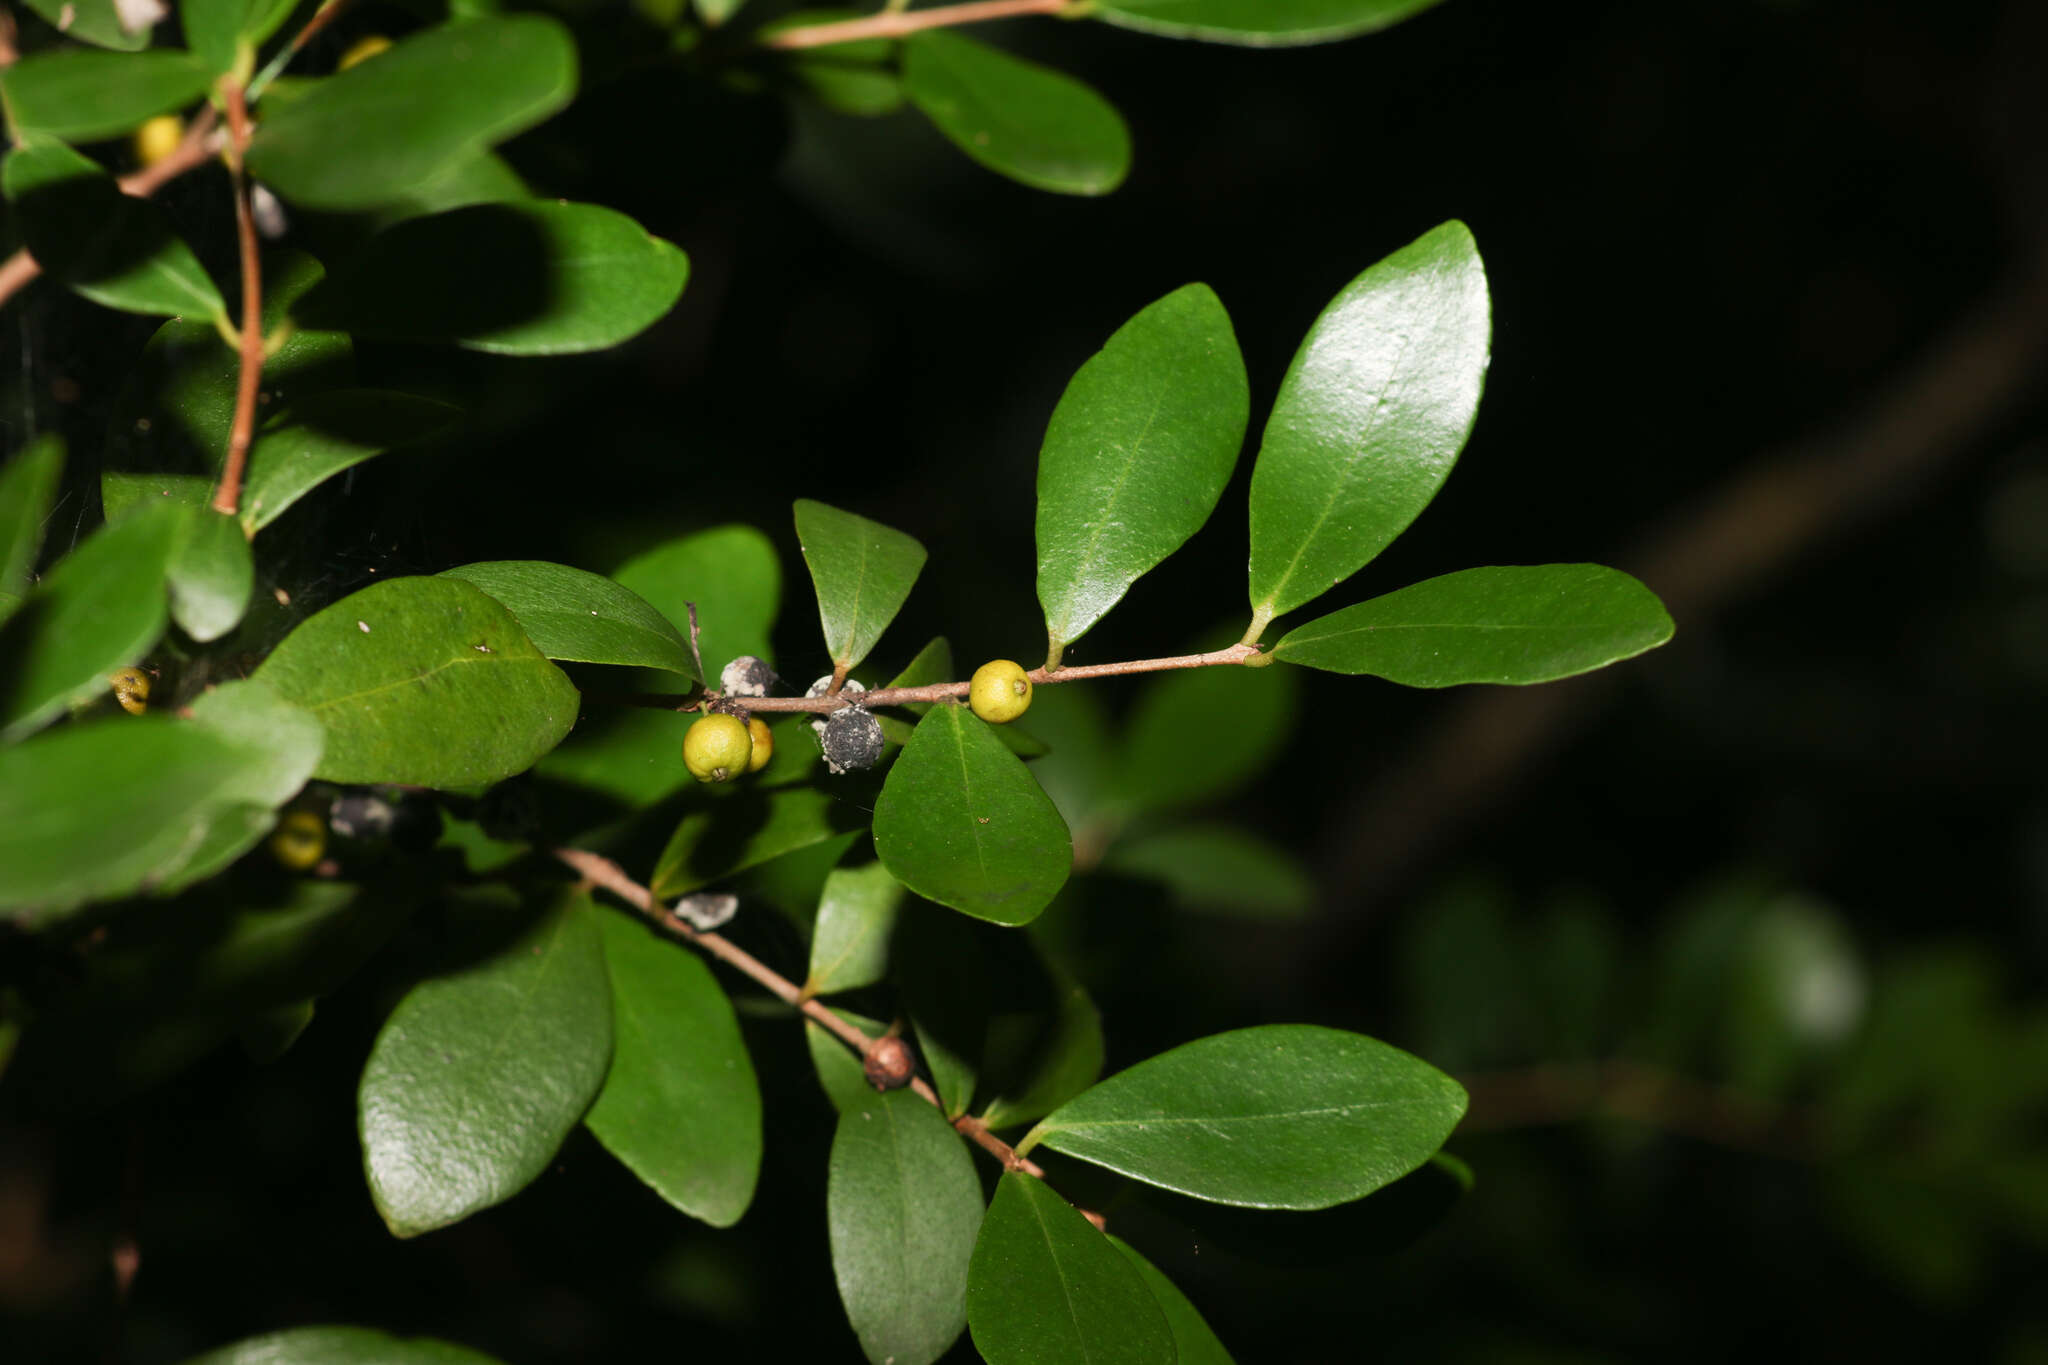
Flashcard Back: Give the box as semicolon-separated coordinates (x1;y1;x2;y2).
1022;1025;1468;1209
0;435;63;628
185;678;324;810
19;0;153;51
808;1007;890;1114
253;576;579;788
166;506;252;643
2;139;224;320
806;860;906;996
294;202;688;355
0;718;291;925
1109;1237;1236;1365
1102;824;1313;919
613;524;782;673
794;61;905;119
967;1171;1172;1365
652;786;867;899
248;17;577;210
240;390;459;533
1036;285;1248;660
1246;222;1490;625
362;148;530;232
1271;564;1675;685
0;503;179;742
183;1326;506;1365
585;907;762;1227
1108;651;1296;815
978;963;1102;1131
873;706;1071;925
183;0;299;76
828;1088;984;1365
442;561;697;677
903;32;1130;197
0;51;211;141
793;499;927;672
1092;0;1445;47
359;892;612;1237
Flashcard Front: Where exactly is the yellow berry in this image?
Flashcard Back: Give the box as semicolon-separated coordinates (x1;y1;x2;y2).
269;809;326;871
337;34;394;70
131;115;184;169
745;716;774;772
968;659;1032;724
685;713;753;783
109;667;151;715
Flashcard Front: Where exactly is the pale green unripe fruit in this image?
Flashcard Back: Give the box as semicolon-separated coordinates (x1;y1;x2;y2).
969;659;1032;724
685;713;753;783
745;717;775;772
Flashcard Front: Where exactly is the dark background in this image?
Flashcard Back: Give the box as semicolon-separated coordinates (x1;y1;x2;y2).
5;0;2047;1360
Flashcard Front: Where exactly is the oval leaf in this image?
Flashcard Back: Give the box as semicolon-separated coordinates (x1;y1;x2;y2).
873;706;1071;925
0;50;211;141
1036;284;1249;661
253;576;579;788
793;499;927;672
3;139;224;320
1246;222;1490;625
585;908;762;1227
1092;0;1445;47
183;0;299;76
293;201;688;355
20;0;153;51
247;17;577;209
1109;1237;1237;1365
1021;1025;1467;1209
182;1326;506;1365
240;389;459;533
903;31;1130;196
1271;563;1676;685
166;505;252;643
967;1171;1173;1365
806;859;907;996
0;502;179;742
612;524;782;673
829;1089;984;1365
359;891;612;1237
0;434;64;628
441;560;697;678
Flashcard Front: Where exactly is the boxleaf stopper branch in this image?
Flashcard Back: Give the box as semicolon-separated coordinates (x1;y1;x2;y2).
761;0;1080;50
210;78;265;518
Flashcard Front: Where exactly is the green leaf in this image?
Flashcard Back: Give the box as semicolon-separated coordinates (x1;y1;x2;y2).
361;148;530;232
1271;564;1675;685
1021;1025;1467;1209
183;1325;507;1364
652;786;867;899
886;635;954;710
253;576;580;788
2;139;225;320
978;962;1102;1131
1246;222;1490;625
828;1089;984;1365
0;503;179;742
166;506;252;643
585;907;762;1227
1109;1237;1236;1365
902;32;1130;197
0;717;297;925
1036;284;1248;660
359;891;612;1237
239;390;460;533
0;51;211;141
248;17;577;210
294;202;688;355
0;435;63;628
873;706;1071;925
805;859;906;996
19;0;154;51
793;499;927;672
967;1171;1173;1365
1091;0;1446;47
184;677;324;810
441;561;697;678
694;0;746;24
183;0;299;76
807;1007;890;1114
612;524;782;673
1102;824;1313;919
1108;651;1297;815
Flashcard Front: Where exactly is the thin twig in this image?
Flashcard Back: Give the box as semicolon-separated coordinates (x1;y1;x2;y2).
247;0;360;98
210;81;263;518
0;108;223;313
554;846;1049;1181
762;0;1072;50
